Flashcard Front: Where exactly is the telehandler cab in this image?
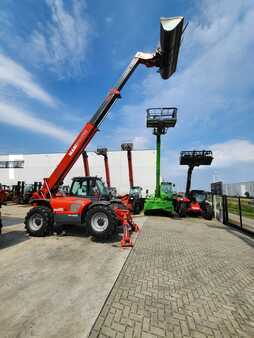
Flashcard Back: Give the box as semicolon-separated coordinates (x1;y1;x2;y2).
24;17;185;245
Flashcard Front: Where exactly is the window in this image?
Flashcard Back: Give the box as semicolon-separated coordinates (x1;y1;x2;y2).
0;161;24;168
71;180;88;197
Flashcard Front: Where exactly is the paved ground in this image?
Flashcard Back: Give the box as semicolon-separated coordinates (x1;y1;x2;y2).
90;216;254;338
0;204;145;338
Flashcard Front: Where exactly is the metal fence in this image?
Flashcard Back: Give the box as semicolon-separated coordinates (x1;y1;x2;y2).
212;195;254;234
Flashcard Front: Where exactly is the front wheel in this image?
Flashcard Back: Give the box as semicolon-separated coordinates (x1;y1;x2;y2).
86;205;118;239
25;206;53;236
133;200;141;215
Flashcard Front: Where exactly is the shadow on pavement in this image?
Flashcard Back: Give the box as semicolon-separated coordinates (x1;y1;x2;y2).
91;233;123;246
205;222;254;249
54;225;123;245
0;230;29;250
2;216;24;227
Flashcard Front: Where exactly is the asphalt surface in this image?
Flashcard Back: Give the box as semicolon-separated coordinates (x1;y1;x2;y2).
0;204;145;338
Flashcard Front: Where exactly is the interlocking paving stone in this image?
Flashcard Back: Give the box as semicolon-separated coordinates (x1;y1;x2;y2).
89;217;254;337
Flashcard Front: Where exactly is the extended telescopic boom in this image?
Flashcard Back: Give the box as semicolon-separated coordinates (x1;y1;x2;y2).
96;148;111;188
36;17;184;198
121;143;134;189
180;150;214;195
82;151;90;176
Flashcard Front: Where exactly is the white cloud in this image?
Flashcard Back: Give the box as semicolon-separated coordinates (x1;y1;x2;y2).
0;102;73;143
0;53;57;107
24;0;90;78
210;139;254;168
132;136;149;149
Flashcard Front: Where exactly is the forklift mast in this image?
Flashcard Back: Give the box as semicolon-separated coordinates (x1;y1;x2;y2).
146;107;177;198
34;17;184;199
180;150;213;195
121;143;134;189
82;151;90;176
185;165;194;197
96;148;111;188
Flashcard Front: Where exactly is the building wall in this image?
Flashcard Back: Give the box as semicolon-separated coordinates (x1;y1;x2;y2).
223;181;254;197
0;150;156;195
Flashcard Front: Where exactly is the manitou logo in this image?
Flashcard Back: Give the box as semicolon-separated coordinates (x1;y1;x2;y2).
68;144;78;156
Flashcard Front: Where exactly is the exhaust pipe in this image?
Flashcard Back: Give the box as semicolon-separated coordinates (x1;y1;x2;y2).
159;16;184;79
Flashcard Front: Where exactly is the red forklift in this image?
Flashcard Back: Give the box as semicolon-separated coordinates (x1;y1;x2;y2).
121;143;143;214
95;148;117;198
176;150;214;220
24;17;185;246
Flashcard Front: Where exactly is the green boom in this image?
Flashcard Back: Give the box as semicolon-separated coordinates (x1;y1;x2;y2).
144;107;177;215
155;133;161;198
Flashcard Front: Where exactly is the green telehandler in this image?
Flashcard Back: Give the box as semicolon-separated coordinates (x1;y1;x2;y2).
144;107;177;215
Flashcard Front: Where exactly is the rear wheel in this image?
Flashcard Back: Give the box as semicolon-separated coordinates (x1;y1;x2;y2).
202;205;213;220
178;203;187;217
86;205;118;239
25;206;53;236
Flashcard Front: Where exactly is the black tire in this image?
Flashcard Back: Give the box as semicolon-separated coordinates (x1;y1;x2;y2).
202;205;213;220
133;201;140;215
178;203;187;217
25;206;53;237
85;205;118;239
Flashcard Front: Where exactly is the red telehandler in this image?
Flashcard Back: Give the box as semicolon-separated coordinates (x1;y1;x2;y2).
121;143;143;214
176;150;214;220
24;17;185;245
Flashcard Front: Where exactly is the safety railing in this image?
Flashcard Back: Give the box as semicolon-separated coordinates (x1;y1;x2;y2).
212;194;254;234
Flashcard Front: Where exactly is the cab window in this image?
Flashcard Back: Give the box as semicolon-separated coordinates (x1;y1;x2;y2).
71;180;88;197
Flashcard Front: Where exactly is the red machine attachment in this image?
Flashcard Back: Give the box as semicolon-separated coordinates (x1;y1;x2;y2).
119;209;140;248
120;211;133;248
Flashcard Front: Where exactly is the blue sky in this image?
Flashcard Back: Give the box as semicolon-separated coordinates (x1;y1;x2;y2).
0;0;253;191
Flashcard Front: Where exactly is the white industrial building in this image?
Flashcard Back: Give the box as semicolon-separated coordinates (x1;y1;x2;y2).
0;150;156;196
223;181;254;197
